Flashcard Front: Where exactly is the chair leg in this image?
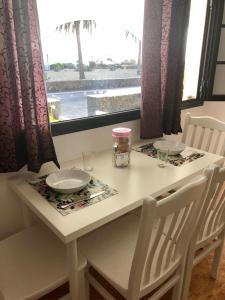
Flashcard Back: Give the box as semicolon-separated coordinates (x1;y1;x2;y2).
180;250;195;300
171;262;185;300
84;273;90;300
79;266;89;300
171;278;182;300
211;236;225;280
181;259;193;300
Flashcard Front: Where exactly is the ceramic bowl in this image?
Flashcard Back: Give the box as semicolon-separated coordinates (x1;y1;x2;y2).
46;169;91;193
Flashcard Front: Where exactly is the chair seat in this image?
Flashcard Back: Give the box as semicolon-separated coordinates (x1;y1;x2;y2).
79;214;139;298
78;214;170;299
0;224;86;300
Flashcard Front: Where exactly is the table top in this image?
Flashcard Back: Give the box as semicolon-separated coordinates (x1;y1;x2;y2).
9;143;224;243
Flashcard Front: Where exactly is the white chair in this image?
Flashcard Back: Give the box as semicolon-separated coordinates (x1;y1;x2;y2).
78;175;209;300
182;112;225;156
0;223;86;300
182;165;225;300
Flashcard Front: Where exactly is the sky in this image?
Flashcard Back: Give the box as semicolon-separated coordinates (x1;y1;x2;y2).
37;0;144;65
36;0;208;99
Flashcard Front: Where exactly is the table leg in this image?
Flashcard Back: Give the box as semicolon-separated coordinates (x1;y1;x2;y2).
67;240;79;300
21;202;32;228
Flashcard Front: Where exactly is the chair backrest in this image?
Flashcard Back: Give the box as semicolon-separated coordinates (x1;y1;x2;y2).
127;174;209;300
197;166;225;245
181;112;225;156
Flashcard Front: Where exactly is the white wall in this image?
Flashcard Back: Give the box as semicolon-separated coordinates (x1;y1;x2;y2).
0;176;24;239
53;120;140;163
203;101;225;120
1;102;224;240
54;103;218;163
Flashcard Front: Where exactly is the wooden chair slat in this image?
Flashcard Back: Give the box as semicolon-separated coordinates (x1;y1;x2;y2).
182;112;225;156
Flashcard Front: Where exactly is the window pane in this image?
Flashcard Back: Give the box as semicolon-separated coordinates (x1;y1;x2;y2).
183;0;207;100
223;4;225;24
218;29;225;61
213;65;225;95
37;0;144;122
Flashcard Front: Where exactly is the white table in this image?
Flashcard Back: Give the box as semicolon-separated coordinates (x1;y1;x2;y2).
8;144;224;299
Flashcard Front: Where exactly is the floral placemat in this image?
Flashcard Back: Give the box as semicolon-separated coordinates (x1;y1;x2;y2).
133;143;205;166
28;175;118;216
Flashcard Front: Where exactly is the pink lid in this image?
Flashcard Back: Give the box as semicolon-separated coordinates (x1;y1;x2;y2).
112;127;132;137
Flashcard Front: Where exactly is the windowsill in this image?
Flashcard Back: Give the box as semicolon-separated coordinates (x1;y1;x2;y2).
182;99;204;109
206;95;225;101
51;99;204;136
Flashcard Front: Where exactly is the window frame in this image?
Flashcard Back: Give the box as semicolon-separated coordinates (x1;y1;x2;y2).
51;100;205;138
51;109;140;136
50;0;220;137
205;0;225;101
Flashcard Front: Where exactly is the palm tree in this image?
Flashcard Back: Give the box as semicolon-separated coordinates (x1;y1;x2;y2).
56;20;96;80
125;30;142;75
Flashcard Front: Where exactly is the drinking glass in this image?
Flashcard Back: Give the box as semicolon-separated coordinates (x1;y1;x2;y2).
157;149;168;168
82;151;94;171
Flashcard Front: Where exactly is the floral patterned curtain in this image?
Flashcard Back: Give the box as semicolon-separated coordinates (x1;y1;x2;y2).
0;0;59;172
141;0;191;138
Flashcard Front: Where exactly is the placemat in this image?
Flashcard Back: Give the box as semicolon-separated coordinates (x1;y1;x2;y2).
28;175;118;216
133;143;205;166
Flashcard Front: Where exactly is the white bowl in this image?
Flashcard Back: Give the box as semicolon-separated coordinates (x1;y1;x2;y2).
46;169;91;193
153;140;185;155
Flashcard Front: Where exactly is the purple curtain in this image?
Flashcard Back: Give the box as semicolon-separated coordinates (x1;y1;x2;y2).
141;0;191;138
0;0;59;172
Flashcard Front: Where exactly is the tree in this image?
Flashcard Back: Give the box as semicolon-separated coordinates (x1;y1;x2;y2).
56;20;96;80
125;30;142;75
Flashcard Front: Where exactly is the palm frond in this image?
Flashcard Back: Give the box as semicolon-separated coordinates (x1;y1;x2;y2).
56;19;96;35
125;29;140;43
65;22;72;33
82;20;96;34
56;24;64;32
72;21;80;34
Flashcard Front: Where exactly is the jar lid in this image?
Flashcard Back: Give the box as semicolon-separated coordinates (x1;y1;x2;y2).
112;127;132;137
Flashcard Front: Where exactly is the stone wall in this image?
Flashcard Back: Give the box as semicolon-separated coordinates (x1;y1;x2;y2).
46;78;140;93
87;93;141;115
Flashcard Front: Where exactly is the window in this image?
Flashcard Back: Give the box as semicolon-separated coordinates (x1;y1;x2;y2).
182;0;225;106
36;0;223;135
208;0;225;100
37;0;144;134
183;0;208;101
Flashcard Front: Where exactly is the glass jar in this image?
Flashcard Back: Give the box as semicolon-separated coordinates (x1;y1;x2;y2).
112;127;132;167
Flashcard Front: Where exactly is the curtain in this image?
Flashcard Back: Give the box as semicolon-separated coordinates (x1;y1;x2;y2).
141;0;191;138
0;0;59;172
